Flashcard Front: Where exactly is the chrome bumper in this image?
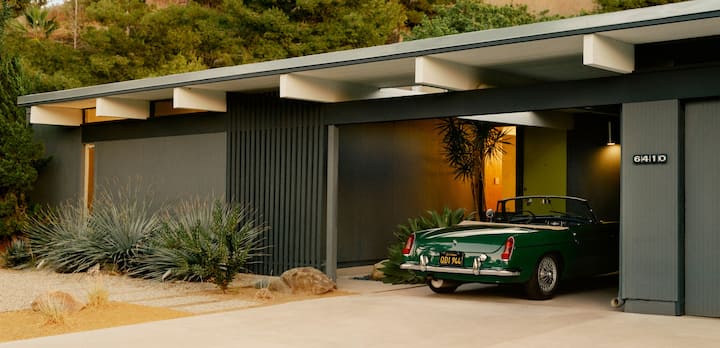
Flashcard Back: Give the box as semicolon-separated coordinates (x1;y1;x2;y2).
400;262;520;277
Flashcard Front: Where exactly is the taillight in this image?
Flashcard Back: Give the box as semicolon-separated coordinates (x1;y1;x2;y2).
402;234;415;255
501;236;515;261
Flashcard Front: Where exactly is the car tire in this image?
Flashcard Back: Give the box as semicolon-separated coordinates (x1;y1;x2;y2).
525;254;560;300
427;278;459;294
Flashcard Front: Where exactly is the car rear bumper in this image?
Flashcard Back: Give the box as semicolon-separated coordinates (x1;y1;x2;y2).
400;262;520;276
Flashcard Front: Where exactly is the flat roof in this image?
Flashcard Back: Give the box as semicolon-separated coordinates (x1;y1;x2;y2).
17;0;720;109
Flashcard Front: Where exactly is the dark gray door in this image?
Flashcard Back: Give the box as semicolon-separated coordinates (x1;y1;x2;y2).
685;99;720;317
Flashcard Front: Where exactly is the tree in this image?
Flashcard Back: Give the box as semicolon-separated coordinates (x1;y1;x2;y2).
0;2;45;242
437;118;510;215
409;0;552;40
594;0;688;13
15;6;59;39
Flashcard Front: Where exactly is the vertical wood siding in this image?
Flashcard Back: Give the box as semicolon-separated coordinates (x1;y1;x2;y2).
685;99;720;317
227;93;326;275
620;100;681;310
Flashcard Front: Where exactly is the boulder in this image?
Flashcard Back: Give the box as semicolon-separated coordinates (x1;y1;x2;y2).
280;267;336;295
31;291;85;313
371;260;387;281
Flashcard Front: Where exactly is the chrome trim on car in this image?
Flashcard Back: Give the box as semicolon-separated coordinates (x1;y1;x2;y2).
400;263;520;276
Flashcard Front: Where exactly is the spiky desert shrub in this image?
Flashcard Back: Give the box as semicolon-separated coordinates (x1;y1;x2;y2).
27;201;103;273
381;208;467;284
91;185;159;272
0;238;33;269
131;199;267;291
27;183;158;273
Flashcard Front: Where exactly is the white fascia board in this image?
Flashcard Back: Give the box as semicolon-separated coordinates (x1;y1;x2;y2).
96;97;150;119
173;87;226;112
583;34;635;74
30;106;83;126
461;111;574;130
415;56;482;90
280;74;378;102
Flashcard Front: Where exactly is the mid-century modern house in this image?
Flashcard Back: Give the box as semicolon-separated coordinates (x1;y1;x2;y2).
18;1;720;317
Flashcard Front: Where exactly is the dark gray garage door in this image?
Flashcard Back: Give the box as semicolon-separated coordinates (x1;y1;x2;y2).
685;99;720;317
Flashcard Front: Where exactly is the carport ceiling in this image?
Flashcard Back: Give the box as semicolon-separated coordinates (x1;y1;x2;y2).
18;1;720;126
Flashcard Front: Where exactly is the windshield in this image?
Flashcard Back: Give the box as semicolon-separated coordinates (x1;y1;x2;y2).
495;196;595;226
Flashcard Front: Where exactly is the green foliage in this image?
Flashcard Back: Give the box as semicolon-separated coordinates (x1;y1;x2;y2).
15;6;59;39
0;3;45;241
131;199;267;291
409;0;556;40
593;0;688;13
437;118;510;214
381;208;466;284
0;238;33;269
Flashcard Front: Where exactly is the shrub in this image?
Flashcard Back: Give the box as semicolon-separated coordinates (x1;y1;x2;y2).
86;276;110;308
27;200;103;273
381;208;467;284
0;237;33;269
27;184;159;273
131;199;267;291
91;186;159;272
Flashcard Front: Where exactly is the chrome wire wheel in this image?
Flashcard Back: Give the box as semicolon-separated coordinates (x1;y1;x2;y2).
525;254;560;300
537;256;558;293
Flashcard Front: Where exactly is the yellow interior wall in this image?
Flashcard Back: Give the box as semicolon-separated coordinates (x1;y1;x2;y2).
523;127;566;197
484;132;516;211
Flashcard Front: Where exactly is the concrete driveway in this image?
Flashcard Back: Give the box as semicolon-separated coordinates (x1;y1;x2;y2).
2;275;719;347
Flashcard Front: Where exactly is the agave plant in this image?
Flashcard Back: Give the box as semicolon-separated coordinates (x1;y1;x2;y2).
131;198;267;291
381;208;466;284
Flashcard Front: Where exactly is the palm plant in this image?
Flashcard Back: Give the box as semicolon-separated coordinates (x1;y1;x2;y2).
382;208;466;284
16;6;58;39
437;118;511;214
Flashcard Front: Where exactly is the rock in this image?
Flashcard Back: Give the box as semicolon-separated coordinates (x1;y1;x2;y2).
280;267;336;295
31;291;85;313
87;263;101;276
371;260;387;281
267;278;291;294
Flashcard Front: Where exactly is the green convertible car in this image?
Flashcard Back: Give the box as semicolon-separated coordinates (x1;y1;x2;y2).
400;196;618;299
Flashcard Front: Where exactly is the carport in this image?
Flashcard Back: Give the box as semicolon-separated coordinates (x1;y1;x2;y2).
19;1;720;317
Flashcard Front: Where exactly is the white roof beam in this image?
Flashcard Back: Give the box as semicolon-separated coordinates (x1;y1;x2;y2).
280;74;378;102
96;97;150;119
583;34;634;74
30;106;83;126
173;87;226;112
415;57;481;91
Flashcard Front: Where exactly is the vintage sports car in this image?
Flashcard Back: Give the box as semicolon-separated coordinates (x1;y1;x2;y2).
400;196;618;299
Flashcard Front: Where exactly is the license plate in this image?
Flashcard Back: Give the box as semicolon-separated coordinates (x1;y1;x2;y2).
439;251;464;267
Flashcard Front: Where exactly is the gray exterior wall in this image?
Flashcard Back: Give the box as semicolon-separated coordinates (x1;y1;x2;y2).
31;125;83;205
336;120;473;267
567;116;621;221
93;133;226;204
684;99;720;317
227;93;326;275
620;100;683;316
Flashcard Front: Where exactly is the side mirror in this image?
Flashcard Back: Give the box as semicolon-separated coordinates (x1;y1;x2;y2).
485;209;495;221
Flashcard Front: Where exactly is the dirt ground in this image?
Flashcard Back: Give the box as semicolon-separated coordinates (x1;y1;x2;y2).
0;277;351;343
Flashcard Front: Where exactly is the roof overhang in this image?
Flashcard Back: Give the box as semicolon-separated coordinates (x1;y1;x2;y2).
18;0;720;126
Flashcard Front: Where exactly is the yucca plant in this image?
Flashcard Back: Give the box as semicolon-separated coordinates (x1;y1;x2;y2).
27;200;104;273
131;198;267;291
381;208;466;284
91;185;159;272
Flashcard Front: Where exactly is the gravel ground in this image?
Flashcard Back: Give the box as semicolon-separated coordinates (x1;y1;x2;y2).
0;269;223;313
